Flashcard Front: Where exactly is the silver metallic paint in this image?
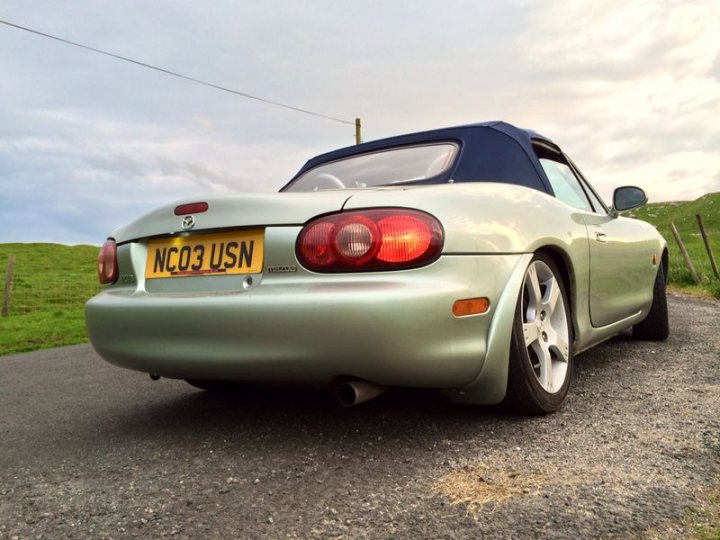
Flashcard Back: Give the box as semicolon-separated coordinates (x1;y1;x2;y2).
86;182;667;404
86;252;522;389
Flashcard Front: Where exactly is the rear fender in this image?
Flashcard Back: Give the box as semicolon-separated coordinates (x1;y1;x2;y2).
445;253;533;405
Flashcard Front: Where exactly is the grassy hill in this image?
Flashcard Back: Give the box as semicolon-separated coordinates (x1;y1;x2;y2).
0;243;99;355
629;192;720;298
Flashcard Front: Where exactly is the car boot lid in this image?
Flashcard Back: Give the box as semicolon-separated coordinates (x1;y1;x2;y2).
111;191;354;243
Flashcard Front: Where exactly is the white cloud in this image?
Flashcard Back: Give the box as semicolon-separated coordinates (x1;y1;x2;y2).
512;0;720;202
0;107;322;243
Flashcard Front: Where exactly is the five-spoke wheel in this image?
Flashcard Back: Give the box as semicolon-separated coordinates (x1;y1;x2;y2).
506;253;573;414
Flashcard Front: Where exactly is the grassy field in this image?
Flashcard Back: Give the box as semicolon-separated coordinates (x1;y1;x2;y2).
0;194;717;356
0;243;100;355
629;191;720;299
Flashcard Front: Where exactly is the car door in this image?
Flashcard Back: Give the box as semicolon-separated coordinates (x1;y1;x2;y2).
569;165;651;327
536;148;649;328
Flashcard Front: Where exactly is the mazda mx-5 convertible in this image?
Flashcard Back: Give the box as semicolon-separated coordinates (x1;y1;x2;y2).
85;121;669;414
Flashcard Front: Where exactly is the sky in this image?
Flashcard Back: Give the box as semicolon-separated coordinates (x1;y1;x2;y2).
1;0;719;245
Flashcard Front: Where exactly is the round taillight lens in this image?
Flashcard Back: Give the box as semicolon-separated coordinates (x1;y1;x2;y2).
332;217;379;264
296;209;443;272
97;239;118;284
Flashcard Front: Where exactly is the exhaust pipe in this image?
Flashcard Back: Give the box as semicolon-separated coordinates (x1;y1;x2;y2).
335;380;387;407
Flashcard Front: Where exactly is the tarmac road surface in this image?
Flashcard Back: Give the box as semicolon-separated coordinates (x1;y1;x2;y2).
1;294;719;539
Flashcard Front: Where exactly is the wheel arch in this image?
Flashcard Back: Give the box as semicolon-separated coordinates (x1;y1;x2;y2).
533;245;578;338
446;252;534;405
447;246;579;406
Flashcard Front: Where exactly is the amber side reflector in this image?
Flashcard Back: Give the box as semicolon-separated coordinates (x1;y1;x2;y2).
174;202;209;215
452;297;490;317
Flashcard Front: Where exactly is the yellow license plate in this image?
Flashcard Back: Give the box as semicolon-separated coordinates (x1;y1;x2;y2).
145;230;264;279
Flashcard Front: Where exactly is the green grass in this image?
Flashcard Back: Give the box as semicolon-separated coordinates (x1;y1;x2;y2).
629;192;720;299
692;492;720;540
0;243;100;356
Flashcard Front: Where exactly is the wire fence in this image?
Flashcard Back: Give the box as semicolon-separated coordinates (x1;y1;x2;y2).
0;245;100;318
2;274;99;316
662;214;719;295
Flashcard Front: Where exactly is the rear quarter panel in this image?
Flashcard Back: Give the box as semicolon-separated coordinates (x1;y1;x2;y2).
343;183;586;255
344;183;657;352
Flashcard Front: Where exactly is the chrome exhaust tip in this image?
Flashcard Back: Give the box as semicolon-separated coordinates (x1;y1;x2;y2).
335;380;387;407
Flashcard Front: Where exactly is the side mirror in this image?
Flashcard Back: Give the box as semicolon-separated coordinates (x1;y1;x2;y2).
610;186;647;217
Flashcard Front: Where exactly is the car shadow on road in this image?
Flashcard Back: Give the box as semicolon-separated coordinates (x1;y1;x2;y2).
88;329;668;451
573;328;673;377
88;379;549;459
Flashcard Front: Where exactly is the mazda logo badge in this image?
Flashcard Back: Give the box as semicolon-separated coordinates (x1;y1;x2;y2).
181;215;196;230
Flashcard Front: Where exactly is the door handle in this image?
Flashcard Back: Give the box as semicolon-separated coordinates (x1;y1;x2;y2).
595;231;608;243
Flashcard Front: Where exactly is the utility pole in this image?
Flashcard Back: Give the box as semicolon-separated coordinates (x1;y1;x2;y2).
355;118;362;145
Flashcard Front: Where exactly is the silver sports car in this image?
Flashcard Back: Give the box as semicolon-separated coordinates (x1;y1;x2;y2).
85;121;669;414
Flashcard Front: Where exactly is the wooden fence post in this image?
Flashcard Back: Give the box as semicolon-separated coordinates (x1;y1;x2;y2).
2;255;15;317
669;222;701;285
696;214;720;280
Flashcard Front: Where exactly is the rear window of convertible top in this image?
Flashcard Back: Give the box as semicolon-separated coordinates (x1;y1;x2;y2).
285;143;459;192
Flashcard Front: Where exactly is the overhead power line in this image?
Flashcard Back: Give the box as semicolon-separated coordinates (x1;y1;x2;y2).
0;18;355;126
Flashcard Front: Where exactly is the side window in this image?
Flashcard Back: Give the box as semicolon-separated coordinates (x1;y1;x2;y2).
569;161;608;215
579;178;607;214
539;158;592;211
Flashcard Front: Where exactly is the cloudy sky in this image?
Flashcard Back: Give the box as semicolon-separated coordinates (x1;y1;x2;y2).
2;0;719;245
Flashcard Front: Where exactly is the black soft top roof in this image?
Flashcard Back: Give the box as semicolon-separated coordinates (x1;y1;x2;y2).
284;121;561;193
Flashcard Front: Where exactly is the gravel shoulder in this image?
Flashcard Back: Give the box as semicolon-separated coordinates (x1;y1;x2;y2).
1;294;718;539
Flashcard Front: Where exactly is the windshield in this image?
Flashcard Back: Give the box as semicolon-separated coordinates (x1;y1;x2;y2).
284;143;459;192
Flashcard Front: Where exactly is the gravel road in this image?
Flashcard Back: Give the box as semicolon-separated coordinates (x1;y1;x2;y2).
1;294;718;539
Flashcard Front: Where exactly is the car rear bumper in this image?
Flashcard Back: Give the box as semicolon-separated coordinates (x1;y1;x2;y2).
85;254;526;393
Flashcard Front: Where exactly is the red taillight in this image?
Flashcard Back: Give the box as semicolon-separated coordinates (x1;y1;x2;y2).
174;202;208;215
97;239;118;284
377;215;433;263
297;209;443;272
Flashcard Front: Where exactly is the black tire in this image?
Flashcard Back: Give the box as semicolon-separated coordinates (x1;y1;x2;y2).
185;380;242;393
632;264;669;341
505;253;574;415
